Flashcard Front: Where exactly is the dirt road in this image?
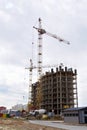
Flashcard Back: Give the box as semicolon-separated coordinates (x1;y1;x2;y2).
0;118;65;130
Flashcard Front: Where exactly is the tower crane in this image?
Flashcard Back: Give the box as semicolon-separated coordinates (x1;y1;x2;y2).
25;59;33;111
33;18;70;80
26;18;70;110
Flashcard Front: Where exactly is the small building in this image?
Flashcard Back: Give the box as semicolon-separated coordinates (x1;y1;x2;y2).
0;106;6;112
63;107;87;124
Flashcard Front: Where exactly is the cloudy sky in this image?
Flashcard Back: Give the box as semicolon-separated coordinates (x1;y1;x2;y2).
0;0;87;109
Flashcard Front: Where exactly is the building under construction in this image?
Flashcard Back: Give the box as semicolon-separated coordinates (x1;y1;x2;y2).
31;66;78;115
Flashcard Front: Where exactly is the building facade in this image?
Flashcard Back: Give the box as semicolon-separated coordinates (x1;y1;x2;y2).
0;106;6;112
63;107;87;124
32;66;78;115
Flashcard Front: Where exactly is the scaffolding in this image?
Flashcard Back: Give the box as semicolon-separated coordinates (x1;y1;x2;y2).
32;66;78;115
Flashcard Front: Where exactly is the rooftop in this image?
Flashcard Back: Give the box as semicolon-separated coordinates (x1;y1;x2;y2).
63;106;87;111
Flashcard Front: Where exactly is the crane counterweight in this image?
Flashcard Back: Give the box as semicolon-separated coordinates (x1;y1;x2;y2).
33;26;46;34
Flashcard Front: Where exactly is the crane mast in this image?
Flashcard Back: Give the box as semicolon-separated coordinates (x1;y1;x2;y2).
38;18;43;78
28;59;33;102
25;59;33;111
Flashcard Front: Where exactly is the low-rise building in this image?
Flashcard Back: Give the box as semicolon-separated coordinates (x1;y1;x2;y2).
0;106;6;112
11;104;27;111
63;107;87;124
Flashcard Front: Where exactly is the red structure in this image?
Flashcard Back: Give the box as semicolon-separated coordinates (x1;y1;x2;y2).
0;106;6;112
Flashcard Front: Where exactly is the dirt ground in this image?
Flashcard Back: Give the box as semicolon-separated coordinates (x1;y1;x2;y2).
0;118;65;130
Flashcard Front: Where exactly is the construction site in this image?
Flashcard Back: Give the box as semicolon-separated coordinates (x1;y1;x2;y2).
32;66;78;115
26;18;78;114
